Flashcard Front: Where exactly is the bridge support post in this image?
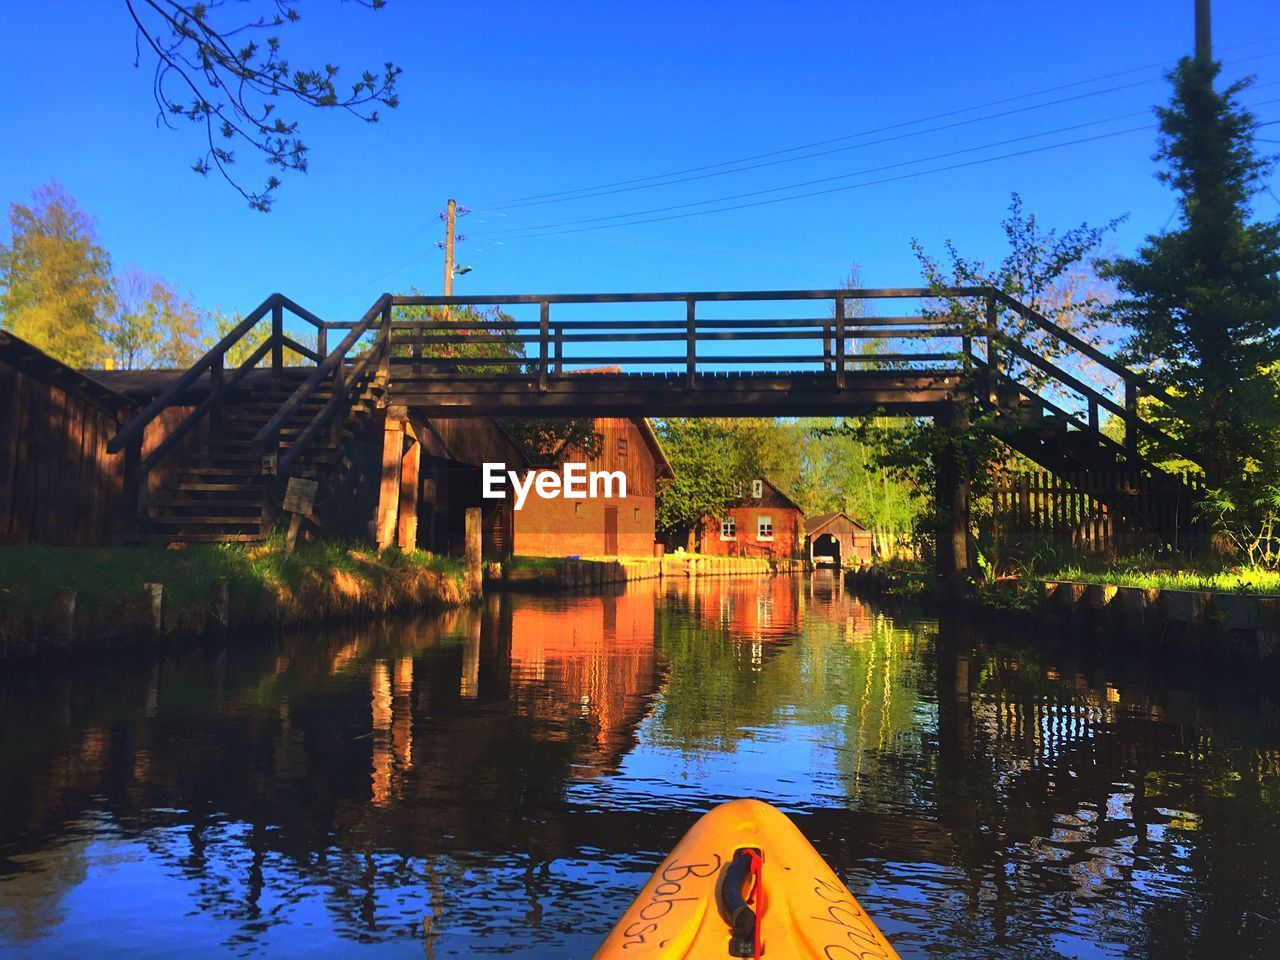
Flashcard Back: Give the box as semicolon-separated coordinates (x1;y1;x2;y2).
376;409;406;550
397;429;421;550
934;403;973;600
465;507;483;594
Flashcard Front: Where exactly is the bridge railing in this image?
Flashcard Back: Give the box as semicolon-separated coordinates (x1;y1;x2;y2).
375;286;1190;469
377;287;984;389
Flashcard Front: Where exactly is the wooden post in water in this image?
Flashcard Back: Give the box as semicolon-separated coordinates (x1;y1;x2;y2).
465;507;483;594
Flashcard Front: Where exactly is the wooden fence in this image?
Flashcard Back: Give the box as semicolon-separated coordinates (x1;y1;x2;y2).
989;469;1203;556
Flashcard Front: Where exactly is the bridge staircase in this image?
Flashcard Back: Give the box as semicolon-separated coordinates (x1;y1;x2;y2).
107;294;392;545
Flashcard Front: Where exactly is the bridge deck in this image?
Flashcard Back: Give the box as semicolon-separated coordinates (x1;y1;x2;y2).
386;368;966;417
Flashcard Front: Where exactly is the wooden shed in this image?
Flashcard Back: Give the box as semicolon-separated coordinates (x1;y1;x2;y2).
805;512;873;566
0;331;135;545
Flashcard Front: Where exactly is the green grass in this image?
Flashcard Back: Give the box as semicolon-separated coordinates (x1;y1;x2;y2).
0;537;466;614
1045;562;1280;595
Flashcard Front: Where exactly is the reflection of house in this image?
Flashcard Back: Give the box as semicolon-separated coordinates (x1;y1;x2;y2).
805;512;873;566
507;590;660;775
511;418;673;558
697;478;804;559
692;575;804;642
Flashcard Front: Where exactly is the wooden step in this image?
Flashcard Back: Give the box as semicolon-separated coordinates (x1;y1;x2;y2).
144;516;263;527
148;499;262;513
122;532;265;544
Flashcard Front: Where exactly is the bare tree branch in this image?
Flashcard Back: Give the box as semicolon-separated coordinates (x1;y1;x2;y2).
124;0;401;211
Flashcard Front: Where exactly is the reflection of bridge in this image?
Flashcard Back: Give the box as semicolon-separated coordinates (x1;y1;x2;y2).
100;288;1197;562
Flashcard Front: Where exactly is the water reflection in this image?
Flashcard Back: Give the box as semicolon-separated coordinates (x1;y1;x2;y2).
0;575;1277;958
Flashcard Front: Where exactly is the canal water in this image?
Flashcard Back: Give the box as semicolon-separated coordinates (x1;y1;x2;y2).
1;573;1277;959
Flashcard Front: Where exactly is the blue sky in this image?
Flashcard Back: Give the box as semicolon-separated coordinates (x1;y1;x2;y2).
2;0;1278;325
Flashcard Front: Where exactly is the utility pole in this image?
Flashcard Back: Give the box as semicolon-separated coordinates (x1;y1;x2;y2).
443;198;457;297
1195;0;1211;63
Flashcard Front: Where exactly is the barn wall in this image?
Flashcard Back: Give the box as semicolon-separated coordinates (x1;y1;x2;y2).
0;362;127;546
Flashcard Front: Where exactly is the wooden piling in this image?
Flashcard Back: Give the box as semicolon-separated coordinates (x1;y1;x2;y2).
465;507;482;594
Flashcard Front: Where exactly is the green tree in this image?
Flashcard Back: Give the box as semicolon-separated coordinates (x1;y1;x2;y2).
106;269;209;369
125;1;401;211
0;184;114;367
653;418;782;544
1104;57;1280;494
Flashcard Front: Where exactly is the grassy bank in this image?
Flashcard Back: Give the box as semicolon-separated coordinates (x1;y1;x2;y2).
0;538;475;657
1043;561;1280;596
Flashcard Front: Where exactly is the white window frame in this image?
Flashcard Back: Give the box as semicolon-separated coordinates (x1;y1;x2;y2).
720;516;737;540
756;514;774;541
751;479;764;499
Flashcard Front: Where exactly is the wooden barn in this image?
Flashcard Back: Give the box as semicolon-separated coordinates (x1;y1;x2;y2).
697;478;805;559
805;512;874;567
511;418;673;558
0;331;135;545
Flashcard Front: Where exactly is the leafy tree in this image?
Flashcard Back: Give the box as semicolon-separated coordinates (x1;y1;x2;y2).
124;1;401;210
1104;57;1280;495
0;184;114;367
832;197;1115;578
106;268;209;369
653;418;781;544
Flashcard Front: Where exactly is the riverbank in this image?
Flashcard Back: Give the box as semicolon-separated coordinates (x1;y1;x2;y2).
494;554;810;588
846;563;1280;663
0;539;477;660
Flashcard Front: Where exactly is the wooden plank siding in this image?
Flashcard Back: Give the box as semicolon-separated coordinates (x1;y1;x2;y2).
0;361;130;545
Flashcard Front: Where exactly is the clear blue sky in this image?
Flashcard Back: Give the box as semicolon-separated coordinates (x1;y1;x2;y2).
2;0;1278;325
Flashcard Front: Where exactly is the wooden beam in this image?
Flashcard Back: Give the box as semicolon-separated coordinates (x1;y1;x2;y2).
397;432;421;550
376;415;405;550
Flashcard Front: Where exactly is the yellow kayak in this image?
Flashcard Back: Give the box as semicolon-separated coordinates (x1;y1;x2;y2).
594;799;902;959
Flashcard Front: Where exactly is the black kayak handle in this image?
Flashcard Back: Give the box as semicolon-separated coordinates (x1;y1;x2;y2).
719;847;762;957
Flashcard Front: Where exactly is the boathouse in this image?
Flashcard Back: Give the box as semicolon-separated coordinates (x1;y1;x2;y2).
697;478;805;559
804;511;873;566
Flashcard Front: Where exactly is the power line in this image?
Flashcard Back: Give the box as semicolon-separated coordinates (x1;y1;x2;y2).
476;94;1280;239
479;114;1280;242
477;42;1280;209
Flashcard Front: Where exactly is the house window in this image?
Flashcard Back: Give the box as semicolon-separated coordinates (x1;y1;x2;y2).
757;515;773;541
752;479;764;499
720;516;736;540
617;435;629;457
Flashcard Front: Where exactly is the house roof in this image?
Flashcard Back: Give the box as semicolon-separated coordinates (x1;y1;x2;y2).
805;511;868;535
635;418;675;480
0;330;134;416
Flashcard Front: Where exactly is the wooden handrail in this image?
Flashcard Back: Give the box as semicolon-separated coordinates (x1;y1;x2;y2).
253;294;390;452
106;294;276;453
278;345;382;474
989;289;1183;411
139;337;274;473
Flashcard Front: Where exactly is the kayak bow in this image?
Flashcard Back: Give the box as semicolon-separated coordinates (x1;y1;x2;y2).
594;799;902;959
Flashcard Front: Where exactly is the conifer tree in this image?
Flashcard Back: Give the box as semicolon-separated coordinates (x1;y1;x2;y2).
1105;57;1280;489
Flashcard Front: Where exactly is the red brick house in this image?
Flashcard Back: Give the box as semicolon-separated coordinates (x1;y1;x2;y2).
697;478;804;559
510;418;674;557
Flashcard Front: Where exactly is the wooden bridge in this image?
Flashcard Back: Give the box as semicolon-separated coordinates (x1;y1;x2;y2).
103;287;1195;557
